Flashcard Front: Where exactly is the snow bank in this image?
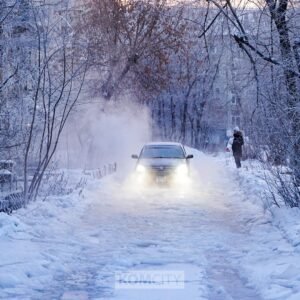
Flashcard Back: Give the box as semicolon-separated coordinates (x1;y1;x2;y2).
0;212;52;293
219;154;300;300
0;169;97;299
228;156;300;249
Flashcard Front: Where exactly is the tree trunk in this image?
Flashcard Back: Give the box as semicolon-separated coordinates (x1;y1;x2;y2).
170;96;176;139
181;98;188;143
266;0;300;183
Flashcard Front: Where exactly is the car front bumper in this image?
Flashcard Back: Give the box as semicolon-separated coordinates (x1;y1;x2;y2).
135;165;189;186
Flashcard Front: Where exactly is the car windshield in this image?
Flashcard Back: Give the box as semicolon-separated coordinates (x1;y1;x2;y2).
140;145;185;159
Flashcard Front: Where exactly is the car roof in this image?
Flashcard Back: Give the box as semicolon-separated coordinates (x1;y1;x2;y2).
144;142;184;147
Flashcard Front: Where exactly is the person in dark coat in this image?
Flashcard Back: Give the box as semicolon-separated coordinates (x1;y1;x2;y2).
231;128;244;168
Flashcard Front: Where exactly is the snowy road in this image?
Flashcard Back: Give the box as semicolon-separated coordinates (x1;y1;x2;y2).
1;150;300;299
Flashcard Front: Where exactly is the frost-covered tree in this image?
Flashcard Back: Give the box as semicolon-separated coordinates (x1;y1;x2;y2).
79;0;185;100
202;0;300;206
0;0;35;155
0;0;88;203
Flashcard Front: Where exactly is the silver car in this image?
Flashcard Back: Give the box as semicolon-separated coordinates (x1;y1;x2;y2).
131;142;193;185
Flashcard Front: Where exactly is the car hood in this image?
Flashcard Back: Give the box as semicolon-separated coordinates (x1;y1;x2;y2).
138;158;186;167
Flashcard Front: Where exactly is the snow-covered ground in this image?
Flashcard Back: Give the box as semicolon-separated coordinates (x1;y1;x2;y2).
1;150;300;300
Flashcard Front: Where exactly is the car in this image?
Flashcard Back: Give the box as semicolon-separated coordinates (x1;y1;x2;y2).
131;142;193;185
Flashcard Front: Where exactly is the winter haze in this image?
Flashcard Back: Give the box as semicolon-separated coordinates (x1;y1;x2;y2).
56;98;151;171
0;0;300;299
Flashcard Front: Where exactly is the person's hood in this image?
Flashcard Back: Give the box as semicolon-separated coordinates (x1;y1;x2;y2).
234;131;242;137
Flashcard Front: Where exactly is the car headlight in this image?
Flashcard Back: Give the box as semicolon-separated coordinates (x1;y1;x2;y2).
136;164;146;173
176;164;188;175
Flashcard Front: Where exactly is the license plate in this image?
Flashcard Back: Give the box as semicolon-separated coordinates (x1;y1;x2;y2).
156;176;166;184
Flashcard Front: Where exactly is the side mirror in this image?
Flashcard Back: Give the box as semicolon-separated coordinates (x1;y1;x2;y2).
131;154;139;159
186;154;194;159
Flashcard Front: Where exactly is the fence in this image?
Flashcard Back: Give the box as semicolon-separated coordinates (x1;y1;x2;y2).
0;162;118;213
84;162;117;180
0;192;24;213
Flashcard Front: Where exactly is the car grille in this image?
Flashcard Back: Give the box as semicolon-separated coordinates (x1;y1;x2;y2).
150;165;175;175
